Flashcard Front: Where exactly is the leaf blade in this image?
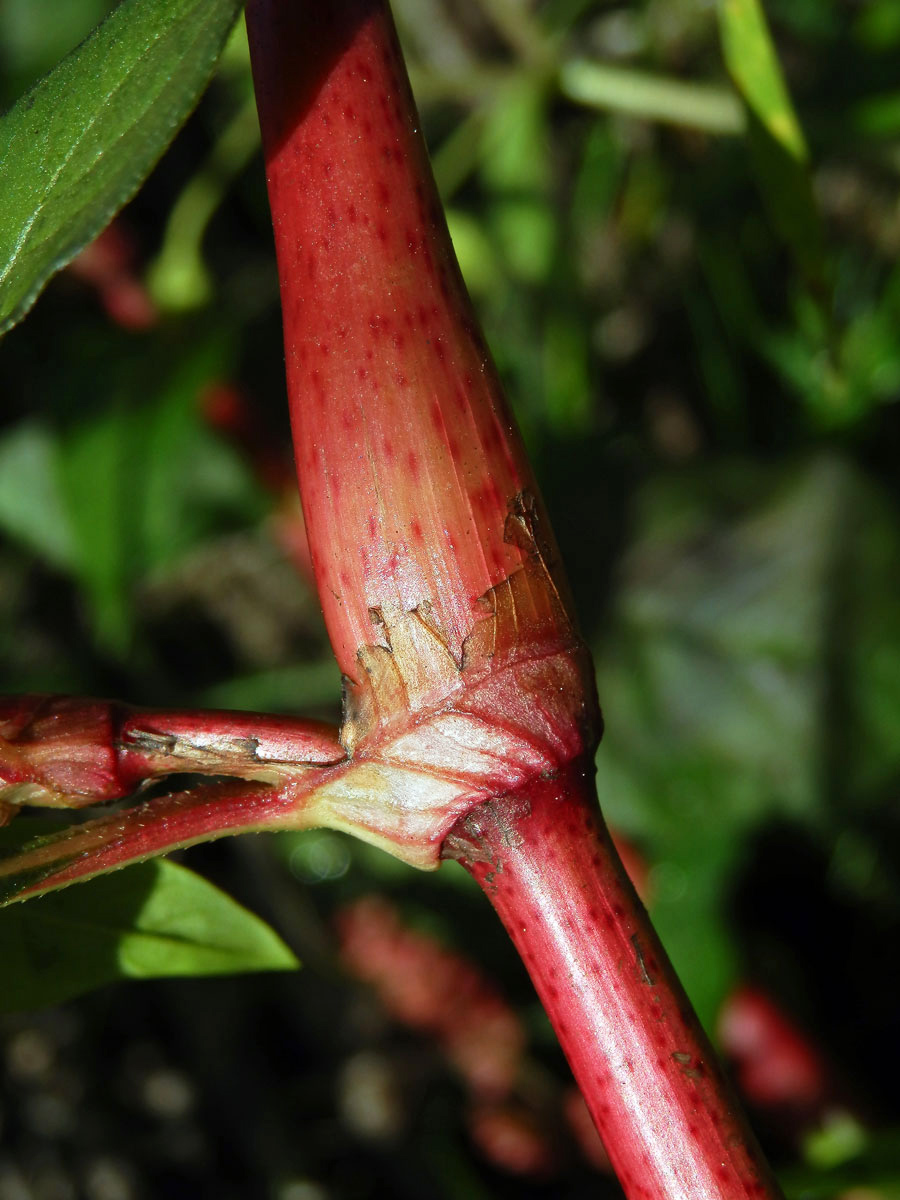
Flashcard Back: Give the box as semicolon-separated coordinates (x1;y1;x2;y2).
0;0;243;336
718;0;828;289
719;0;808;163
0;422;77;569
0;857;298;1013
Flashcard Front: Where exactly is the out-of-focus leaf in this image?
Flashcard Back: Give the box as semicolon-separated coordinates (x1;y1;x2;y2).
594;457;900;1022
0;0;243;336
196;660;342;714
761;270;900;429
137;341;267;572
147;91;260;314
491;197;556;283
571;121;625;233
49;335;265;651
479;77;550;193
803;1111;868;1170
542;307;592;434
831;474;900;806
0;422;75;569
0;0;114;107
684;285;747;436
618;157;667;245
781;1126;900;1198
57;401;137;652
719;0;808;164
718;0;827;289
853;0;900;50
446;209;502;297
853;90;900;138
0;854;298;1012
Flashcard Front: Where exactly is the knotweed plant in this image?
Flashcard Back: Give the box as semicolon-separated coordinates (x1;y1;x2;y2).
0;3;785;1197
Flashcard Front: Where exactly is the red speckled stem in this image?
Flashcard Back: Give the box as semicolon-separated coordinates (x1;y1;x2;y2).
246;0;557;678
446;763;785;1200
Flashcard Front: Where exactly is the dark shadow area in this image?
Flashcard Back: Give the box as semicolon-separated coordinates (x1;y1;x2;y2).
732;817;900;1119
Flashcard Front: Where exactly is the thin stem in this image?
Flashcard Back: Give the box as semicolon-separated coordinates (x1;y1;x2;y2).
560;60;746;135
446;761;784;1200
0;694;342;808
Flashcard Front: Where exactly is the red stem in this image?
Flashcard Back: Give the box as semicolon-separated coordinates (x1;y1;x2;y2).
246;0;549;677
446;762;785;1200
0;694;342;807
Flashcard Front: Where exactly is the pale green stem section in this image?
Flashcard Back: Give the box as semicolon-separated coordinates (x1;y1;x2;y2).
411;58;745;137
560;60;746;135
147;92;260;312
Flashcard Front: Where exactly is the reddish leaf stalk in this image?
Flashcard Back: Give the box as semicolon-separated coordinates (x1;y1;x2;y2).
0;695;347;902
245;1;786;1197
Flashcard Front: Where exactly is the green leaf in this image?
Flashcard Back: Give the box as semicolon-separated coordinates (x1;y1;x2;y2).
718;0;827;289
57;400;138;652
0;0;243;337
719;0;808;163
593;458;900;1023
0;422;76;569
0;856;298;1012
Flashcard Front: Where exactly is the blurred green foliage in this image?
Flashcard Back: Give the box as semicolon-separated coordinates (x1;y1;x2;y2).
1;0;899;1196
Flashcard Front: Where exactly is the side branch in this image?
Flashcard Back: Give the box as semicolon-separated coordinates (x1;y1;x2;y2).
0;694;344;813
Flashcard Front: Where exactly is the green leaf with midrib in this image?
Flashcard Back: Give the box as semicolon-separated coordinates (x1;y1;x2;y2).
0;0;243;337
0;858;298;1012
